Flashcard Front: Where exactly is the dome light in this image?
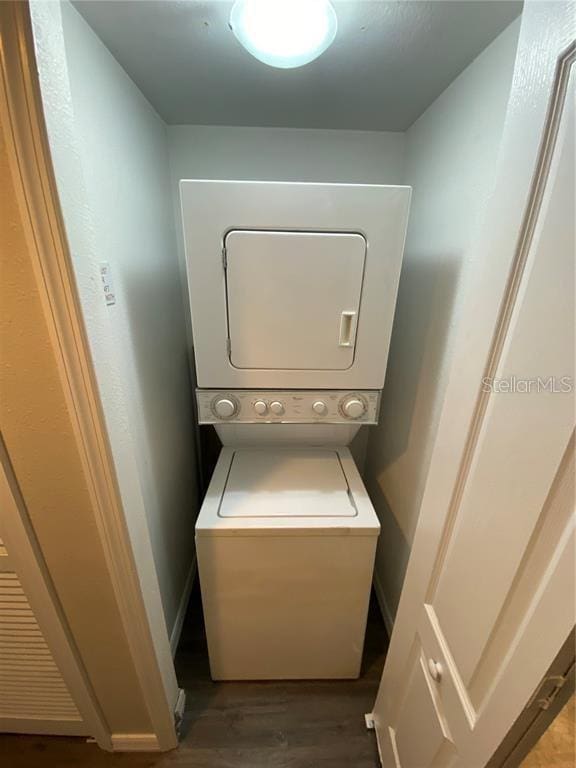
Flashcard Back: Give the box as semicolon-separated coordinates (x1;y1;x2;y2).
229;0;338;69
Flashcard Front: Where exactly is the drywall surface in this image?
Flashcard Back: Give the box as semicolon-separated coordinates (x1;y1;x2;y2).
168;125;406;184
364;18;521;630
31;0;197;648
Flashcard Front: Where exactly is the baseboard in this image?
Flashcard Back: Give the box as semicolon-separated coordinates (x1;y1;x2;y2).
0;718;90;737
373;571;395;637
169;555;196;658
111;733;161;752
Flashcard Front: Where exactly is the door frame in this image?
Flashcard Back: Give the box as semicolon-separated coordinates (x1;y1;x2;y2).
487;629;575;767
371;0;575;761
0;1;180;751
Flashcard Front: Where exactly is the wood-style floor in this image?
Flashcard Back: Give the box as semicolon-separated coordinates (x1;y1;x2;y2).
0;586;388;767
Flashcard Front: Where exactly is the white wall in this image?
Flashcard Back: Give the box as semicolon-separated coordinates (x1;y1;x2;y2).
168;125;406;184
363;19;521;631
31;0;198;644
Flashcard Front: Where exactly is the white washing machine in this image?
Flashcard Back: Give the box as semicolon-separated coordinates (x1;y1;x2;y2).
181;180;411;680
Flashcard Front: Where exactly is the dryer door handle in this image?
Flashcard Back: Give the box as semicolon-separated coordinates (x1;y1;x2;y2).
339;311;357;347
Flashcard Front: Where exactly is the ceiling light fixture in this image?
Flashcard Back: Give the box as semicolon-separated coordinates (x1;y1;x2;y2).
229;0;338;69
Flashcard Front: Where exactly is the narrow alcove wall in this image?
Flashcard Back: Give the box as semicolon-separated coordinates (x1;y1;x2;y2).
363;18;521;631
31;0;198;653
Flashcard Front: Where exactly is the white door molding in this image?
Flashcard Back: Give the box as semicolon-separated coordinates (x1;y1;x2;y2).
0;1;179;750
372;0;575;764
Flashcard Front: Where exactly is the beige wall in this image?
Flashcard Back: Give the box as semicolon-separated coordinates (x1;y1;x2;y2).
0;110;151;734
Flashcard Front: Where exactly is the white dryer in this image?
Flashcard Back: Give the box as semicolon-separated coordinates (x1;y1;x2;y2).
181;180;410;680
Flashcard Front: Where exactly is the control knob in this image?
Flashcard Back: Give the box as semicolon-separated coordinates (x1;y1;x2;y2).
270;401;285;416
212;396;238;419
312;401;328;416
341;395;366;420
254;400;268;416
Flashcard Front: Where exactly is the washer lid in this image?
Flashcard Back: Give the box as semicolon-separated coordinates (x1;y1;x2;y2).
219;449;357;518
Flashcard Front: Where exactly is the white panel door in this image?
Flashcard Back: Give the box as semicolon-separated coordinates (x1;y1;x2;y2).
372;7;575;767
225;230;366;370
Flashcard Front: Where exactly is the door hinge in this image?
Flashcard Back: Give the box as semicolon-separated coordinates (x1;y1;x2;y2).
221;246;227;270
526;674;567;711
364;713;375;730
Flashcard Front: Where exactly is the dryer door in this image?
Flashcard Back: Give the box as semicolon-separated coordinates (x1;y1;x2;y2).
181;180;411;389
225;230;365;371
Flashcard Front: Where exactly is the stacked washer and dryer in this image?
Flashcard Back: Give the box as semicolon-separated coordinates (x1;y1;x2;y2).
181;180;410;680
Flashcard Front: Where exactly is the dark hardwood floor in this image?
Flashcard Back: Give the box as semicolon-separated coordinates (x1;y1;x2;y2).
0;585;388;767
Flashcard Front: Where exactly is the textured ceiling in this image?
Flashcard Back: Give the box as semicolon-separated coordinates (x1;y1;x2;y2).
73;0;522;130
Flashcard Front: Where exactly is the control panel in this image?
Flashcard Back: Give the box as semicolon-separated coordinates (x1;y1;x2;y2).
196;390;380;425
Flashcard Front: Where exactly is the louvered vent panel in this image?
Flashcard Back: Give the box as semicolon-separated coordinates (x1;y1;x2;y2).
0;568;82;722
